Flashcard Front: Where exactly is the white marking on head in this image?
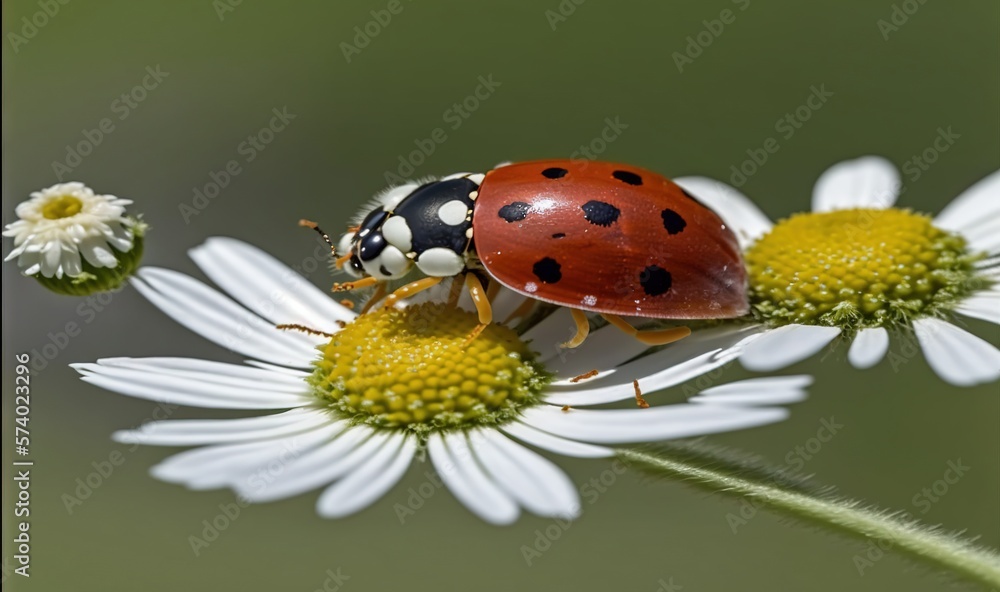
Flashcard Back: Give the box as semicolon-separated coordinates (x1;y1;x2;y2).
337;232;361;277
362;244;411;279
416;247;465;277
382;215;413;252
438;200;470;226
525;282;538;293
467;173;486;184
582;295;597;306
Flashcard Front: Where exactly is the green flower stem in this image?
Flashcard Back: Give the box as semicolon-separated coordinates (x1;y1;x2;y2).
619;444;1000;588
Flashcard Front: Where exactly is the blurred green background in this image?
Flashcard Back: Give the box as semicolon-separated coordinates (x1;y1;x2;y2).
3;1;998;590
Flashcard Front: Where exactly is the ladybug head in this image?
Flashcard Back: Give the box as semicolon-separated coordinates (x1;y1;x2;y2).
336;205;414;281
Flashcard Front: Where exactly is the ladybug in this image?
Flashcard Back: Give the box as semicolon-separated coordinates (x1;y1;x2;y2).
310;159;747;348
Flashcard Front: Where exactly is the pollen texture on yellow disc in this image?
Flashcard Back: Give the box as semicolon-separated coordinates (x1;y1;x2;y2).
745;208;982;328
41;195;84;219
310;303;549;433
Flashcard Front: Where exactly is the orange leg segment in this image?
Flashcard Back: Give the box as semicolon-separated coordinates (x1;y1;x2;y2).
561;309;591;349
383;276;443;308
464;273;493;325
359;282;388;315
332;276;379;292
600;314;691;346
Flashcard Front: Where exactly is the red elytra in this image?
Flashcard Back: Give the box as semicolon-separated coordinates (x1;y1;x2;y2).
472;159;748;318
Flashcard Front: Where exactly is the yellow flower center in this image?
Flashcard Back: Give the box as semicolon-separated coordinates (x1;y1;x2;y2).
310;303;549;434
41;195;84;219
745;208;984;328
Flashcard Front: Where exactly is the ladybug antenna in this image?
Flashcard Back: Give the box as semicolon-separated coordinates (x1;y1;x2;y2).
299;219;337;260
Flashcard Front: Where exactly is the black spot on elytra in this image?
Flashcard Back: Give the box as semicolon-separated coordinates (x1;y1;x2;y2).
639;265;672;296
533;257;562;283
612;170;643;185
498;201;530;222
581;200;620;227
551;232;566;239
661;208;687;235
542;167;568;179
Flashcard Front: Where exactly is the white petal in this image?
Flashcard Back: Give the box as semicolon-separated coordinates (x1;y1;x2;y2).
316;435;415;518
428;433;519;525
522;308;577;361
955;295;1000;325
673;176;773;248
73;363;308;410
520;404;788;444
131;269;319;368
961;216;1000;256
690;375;812;406
847;327;890;369
934;170;1000;240
190;237;354;333
150;422;344;488
543;322;650;381
740;325;841;371
238;428;385;502
546;326;759;406
812;156;900;212
500;422;614;458
470;431;580;519
913;318;1000;386
111;408;328;446
86;357;307;392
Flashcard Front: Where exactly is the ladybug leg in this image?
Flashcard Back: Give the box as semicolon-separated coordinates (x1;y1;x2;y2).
383;276;444;308
600;314;691;346
358;282;388;315
332;276;380;292
446;277;464;308
485;279;501;301
464;273;493;325
561;309;591;349
502;297;536;324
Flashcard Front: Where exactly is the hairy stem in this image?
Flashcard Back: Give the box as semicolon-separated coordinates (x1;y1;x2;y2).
619;443;1000;588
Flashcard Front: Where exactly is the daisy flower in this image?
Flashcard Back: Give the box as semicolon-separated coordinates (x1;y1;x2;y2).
675;156;999;386
72;237;809;524
4;182;145;295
